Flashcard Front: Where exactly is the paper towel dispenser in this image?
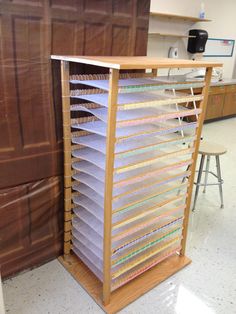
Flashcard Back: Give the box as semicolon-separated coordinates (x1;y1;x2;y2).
187;29;208;53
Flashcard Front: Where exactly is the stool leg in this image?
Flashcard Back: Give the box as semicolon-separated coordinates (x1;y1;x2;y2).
216;155;224;209
192;154;205;211
203;156;210;193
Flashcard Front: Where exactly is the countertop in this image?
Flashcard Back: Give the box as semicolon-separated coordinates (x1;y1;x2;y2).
159;75;236;87
211;78;236;86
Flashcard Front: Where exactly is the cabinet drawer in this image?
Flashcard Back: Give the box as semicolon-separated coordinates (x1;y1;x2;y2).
226;84;236;93
208;85;226;95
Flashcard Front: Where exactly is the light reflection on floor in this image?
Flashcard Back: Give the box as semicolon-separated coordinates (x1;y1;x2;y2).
175;286;215;314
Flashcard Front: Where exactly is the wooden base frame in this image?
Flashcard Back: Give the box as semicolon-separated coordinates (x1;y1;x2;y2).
58;253;191;314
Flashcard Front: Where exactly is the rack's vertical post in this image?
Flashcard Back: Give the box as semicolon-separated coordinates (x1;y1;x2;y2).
60;60;72;257
103;68;119;305
180;67;213;255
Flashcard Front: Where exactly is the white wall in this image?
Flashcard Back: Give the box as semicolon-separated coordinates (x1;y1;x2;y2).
148;0;236;78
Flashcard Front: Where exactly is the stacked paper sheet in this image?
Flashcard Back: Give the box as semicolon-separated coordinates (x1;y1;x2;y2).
70;76;201;287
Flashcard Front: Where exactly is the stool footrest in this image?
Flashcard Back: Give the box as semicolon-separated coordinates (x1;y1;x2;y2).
195;170;219;179
194;182;223;187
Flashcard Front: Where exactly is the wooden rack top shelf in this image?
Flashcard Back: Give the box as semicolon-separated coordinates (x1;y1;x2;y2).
150;11;212;23
51;56;221;70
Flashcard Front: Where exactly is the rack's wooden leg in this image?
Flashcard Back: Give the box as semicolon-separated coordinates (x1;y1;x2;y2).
180;67;213;256
60;60;72;257
102;68;119;305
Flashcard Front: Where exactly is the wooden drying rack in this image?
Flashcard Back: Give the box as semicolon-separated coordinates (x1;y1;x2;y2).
51;56;221;314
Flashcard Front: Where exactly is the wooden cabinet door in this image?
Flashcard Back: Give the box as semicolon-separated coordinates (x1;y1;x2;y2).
222;86;236;116
205;94;225;120
0;0;150;189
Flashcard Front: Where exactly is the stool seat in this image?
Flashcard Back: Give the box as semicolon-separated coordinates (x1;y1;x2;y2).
199;141;227;156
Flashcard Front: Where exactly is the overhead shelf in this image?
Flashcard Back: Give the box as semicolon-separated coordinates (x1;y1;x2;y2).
150;11;212;23
148;32;196;39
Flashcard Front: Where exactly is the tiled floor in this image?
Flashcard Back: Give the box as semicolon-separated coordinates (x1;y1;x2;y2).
3;118;236;314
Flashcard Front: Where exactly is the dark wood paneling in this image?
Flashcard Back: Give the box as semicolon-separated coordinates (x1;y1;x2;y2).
0;10;62;188
84;22;110;55
0;184;29;261
12;16;50;147
52;20;78;55
0;15;12;152
50;0;78;11
135;27;148;55
113;0;132;16
84;0;111;14
0;14;20;158
137;0;150;17
0;0;150;189
0;176;63;278
112;25;131;55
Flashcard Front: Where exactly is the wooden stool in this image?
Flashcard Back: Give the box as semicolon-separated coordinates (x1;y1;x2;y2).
192;141;227;211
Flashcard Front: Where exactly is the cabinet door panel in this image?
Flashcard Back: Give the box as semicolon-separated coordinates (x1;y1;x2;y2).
222;92;236;116
205;94;224;120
